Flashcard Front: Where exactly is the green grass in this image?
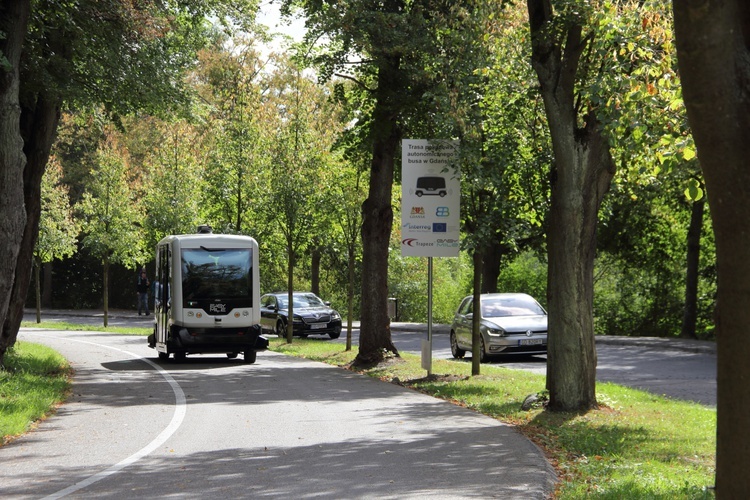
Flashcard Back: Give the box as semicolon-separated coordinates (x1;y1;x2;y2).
21;320;152;336
0;341;72;445
269;337;716;499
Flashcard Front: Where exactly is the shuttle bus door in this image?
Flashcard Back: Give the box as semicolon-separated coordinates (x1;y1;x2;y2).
155;244;171;348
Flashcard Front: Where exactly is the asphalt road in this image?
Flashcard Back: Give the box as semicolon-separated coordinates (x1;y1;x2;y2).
5;326;556;499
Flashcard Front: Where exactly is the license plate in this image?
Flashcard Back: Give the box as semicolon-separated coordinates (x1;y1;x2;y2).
519;338;544;346
310;323;327;330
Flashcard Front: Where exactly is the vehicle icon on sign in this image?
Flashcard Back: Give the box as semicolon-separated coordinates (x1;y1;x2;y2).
415;176;447;197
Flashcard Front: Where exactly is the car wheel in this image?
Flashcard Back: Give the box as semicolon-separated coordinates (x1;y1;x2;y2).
227;352;238;359
328;331;340;339
450;331;465;359
479;336;488;363
243;350;257;364
174;351;186;362
275;319;286;338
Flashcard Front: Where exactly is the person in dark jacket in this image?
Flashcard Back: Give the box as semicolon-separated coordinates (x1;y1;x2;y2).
136;268;150;316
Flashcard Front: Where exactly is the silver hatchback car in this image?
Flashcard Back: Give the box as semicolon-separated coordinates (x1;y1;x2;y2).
450;293;547;361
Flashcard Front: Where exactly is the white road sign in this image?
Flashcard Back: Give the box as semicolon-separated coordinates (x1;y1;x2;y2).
401;139;460;257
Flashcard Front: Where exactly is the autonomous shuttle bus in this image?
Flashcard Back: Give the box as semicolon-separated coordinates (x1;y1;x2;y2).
147;229;268;363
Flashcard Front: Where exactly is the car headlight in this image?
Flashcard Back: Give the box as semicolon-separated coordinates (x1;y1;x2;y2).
331;311;341;320
481;324;505;337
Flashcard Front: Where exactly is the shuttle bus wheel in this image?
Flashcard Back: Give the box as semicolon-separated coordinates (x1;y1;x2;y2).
158;351;169;360
243;350;257;364
227;353;238;359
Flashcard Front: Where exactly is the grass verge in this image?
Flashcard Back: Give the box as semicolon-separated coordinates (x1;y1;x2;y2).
0;341;72;446
21;320;152;336
269;337;716;499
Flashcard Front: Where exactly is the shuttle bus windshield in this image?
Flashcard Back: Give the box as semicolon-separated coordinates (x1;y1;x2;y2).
181;248;253;302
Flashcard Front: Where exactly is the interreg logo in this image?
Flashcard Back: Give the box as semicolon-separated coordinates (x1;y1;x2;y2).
403;223;432;233
436;207;450;217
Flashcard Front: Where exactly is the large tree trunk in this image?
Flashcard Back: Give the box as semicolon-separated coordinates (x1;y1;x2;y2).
528;0;615;412
2;92;61;344
680;197;704;339
0;0;30;364
673;1;750;494
354;58;400;366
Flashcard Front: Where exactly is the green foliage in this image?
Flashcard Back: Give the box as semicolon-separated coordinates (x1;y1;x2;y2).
35;158;79;265
497;251;548;308
76;134;148;269
142;118;205;245
388;252;472;324
0;342;70;442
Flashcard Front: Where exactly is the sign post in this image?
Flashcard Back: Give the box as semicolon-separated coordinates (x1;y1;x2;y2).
401;139;459;375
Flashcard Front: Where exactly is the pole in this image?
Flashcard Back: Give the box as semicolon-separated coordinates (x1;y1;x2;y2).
427;256;433;376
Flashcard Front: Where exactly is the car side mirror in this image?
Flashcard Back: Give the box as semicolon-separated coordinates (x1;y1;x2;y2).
465;313;473;319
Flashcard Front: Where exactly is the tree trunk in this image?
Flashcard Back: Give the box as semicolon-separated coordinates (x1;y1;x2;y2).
673;1;750;494
471;251;483;376
480;246;501;294
680;197;704;339
103;256;109;328
34;257;41;323
528;0;615;412
0;0;30;364
310;245;320;296
42;261;52;308
2;92;61;346
354;58;400;366
286;247;294;344
346;245;355;352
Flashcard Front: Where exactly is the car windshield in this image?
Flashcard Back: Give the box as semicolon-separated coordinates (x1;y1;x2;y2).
481;296;545;318
278;294;325;309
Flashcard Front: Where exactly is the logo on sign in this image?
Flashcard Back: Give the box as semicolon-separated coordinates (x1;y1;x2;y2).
436;207;450;217
402;238;434;247
433;223;447;232
410;207;426;219
403;223;432;232
209;303;227;313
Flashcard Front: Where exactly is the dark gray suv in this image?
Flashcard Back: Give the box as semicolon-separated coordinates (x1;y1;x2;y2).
260;292;342;339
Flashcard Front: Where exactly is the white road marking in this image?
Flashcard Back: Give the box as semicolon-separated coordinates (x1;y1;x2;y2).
28;334;186;499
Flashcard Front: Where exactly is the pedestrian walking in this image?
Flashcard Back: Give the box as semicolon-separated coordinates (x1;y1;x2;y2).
136;268;150;316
